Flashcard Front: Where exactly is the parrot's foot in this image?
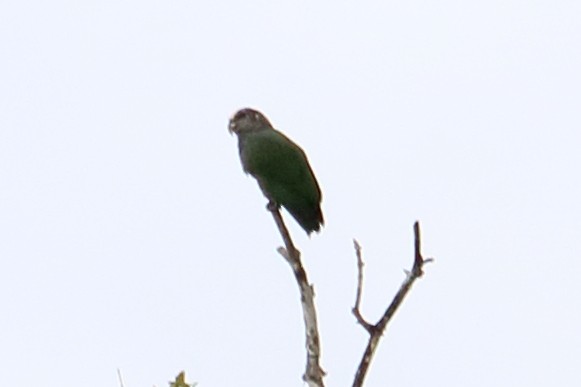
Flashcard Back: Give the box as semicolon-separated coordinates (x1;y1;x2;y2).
266;200;280;212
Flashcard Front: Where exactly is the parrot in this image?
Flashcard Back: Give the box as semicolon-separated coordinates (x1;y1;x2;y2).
228;108;324;235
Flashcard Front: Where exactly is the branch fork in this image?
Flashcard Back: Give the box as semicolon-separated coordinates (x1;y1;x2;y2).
351;221;432;387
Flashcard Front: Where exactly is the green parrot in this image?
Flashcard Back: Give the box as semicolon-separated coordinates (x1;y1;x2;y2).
228;108;324;235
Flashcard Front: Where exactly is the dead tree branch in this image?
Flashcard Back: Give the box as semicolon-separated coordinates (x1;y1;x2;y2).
268;203;326;387
351;221;432;387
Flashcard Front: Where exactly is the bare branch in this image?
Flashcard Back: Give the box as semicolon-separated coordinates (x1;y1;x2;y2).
268;203;326;387
352;221;431;387
352;240;374;333
116;369;125;387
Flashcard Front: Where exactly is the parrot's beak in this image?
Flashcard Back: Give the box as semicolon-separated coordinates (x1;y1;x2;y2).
228;118;237;135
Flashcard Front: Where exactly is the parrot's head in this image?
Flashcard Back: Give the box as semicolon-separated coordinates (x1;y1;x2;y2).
228;108;273;135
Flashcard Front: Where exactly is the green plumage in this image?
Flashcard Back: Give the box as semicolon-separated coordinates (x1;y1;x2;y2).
229;108;324;234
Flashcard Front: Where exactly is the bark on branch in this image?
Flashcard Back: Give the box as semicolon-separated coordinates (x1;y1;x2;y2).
351;221;432;387
268;203;326;387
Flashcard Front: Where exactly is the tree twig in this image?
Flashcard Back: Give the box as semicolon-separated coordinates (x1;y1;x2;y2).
116;369;125;387
268;202;326;387
351;221;431;387
352;240;374;333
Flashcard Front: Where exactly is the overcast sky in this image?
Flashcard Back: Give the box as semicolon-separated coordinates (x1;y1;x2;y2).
1;1;580;386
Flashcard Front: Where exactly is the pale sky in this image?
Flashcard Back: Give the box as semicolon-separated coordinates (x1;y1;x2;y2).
1;1;580;386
